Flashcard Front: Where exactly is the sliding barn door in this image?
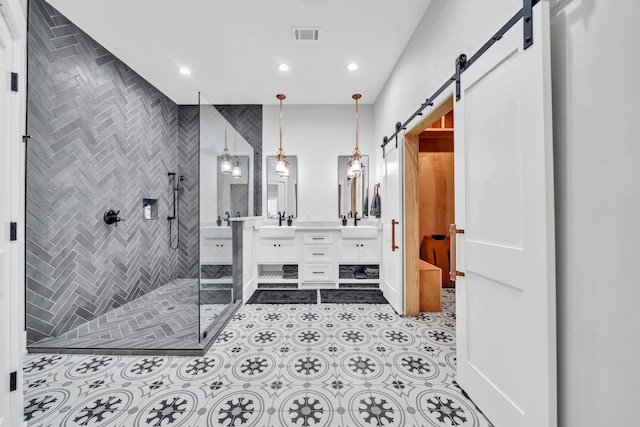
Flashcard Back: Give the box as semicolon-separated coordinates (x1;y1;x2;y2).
453;2;556;426
381;134;404;314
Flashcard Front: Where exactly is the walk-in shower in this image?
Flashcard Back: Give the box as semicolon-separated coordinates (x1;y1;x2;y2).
24;87;255;354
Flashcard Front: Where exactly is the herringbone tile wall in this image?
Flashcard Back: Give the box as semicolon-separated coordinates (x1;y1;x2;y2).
26;0;183;344
215;105;263;216
177;106;200;279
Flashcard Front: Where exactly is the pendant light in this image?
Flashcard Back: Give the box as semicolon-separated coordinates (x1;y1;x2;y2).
279;158;290;178
347;156;355;179
232;158;242;178
350;94;363;176
220;120;232;174
275;94;289;177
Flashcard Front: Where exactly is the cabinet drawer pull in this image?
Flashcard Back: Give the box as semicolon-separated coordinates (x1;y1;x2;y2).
312;271;323;274
311;237;324;240
312;253;325;256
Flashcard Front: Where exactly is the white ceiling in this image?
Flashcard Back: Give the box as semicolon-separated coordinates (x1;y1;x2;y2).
46;0;431;105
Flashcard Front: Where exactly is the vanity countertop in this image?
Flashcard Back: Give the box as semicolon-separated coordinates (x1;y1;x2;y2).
257;220;382;231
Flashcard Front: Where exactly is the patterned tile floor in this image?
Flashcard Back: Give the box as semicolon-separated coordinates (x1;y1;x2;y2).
23;288;493;426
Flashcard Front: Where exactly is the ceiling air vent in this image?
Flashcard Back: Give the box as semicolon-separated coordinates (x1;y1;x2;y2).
292;27;320;41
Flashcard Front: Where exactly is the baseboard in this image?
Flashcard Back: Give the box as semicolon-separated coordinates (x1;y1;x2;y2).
243;277;257;304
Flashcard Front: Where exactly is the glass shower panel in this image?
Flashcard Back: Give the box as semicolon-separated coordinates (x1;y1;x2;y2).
198;93;253;340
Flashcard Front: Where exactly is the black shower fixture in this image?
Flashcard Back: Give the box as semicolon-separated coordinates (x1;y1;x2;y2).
168;172;183;250
104;209;124;226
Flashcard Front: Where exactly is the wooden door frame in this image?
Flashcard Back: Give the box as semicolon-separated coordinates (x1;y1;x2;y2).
404;96;454;315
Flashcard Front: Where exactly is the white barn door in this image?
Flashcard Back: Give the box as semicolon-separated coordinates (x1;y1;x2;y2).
381;134;404;314
453;2;556;426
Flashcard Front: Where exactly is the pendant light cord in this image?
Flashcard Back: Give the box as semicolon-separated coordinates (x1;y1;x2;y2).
278;94;285;152
353;94;362;159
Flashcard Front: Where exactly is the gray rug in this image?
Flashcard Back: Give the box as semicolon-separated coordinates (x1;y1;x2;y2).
320;289;388;304
246;289;317;304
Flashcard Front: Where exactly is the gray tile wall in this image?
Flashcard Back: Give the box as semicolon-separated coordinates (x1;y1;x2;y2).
177;105;200;279
26;0;181;344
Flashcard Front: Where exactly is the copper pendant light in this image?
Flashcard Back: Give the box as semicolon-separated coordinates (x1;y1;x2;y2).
275;94;289;177
220;120;232;174
350;94;363;176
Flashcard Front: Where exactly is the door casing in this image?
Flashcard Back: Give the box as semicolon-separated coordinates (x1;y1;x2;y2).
403;95;454;316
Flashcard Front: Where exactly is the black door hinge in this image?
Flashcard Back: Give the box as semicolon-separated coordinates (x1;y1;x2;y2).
10;222;17;241
10;72;18;92
9;371;17;392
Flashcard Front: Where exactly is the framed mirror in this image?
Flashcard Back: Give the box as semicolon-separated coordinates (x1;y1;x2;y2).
338;155;369;218
266;156;298;218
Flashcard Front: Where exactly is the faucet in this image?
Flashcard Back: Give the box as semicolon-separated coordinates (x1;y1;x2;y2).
278;211;284;227
224;211;231;226
353;212;360;226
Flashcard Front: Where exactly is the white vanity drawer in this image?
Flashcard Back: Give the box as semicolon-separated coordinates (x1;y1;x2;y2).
302;264;333;282
303;245;332;263
303;234;333;244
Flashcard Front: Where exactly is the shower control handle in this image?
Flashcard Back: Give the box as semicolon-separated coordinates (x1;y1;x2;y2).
104;210;124;226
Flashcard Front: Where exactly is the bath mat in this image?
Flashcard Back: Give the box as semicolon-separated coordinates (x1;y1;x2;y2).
246;289;317;304
320;289;388;304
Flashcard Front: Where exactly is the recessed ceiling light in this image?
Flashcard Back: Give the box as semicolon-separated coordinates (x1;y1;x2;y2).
348;63;359;71
179;67;191;75
278;63;290;72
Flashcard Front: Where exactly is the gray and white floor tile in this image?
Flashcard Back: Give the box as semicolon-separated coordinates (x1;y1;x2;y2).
24;288;493;426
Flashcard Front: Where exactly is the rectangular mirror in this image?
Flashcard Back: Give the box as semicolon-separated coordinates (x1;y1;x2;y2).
200;103;255;222
266;156;298;218
217;155;250;217
338;155;369;218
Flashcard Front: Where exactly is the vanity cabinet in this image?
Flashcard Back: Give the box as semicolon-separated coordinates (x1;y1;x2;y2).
339;240;380;263
301;233;336;284
201;237;233;264
201;227;233;285
252;223;382;290
256;238;298;263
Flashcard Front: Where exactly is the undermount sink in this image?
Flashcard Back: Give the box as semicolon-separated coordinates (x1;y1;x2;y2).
341;226;378;239
259;226;297;238
201;226;232;239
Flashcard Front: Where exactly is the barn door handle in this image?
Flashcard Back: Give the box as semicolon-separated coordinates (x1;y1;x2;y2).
391;219;399;252
450;224;465;282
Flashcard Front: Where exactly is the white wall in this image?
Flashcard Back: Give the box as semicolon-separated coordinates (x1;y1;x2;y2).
550;1;640;425
262;104;374;221
373;0;640;425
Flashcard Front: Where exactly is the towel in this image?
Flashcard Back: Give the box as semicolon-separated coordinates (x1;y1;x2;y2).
282;265;298;273
339;265;356;279
370;193;381;218
363;189;369;217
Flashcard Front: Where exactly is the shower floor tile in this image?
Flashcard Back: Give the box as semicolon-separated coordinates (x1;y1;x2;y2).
24;288;494;426
28;279;235;355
